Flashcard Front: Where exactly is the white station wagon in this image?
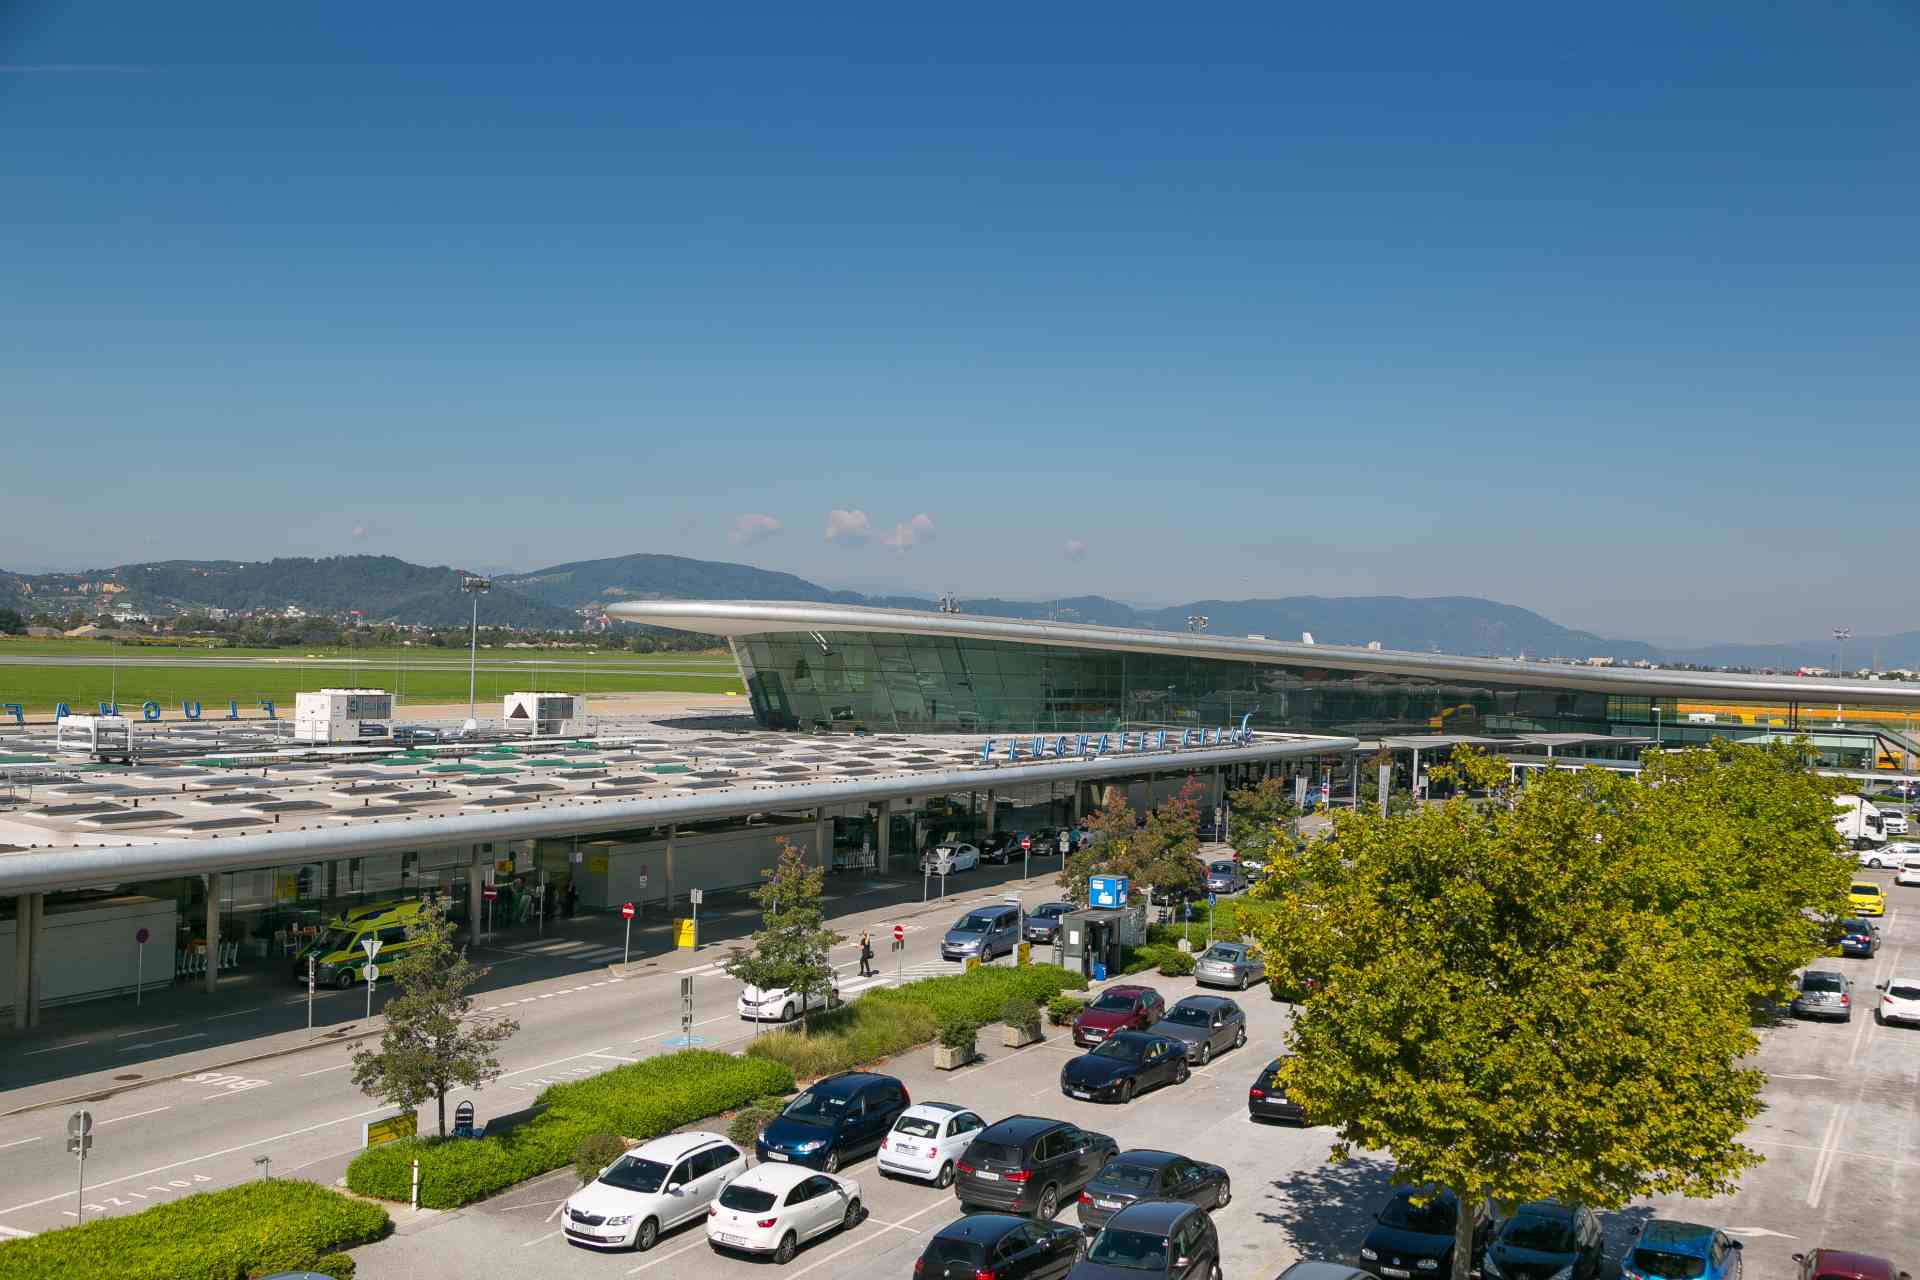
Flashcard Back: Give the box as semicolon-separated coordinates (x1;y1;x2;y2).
562;1131;746;1252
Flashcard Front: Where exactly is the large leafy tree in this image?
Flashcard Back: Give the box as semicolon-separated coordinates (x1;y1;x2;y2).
1226;775;1298;863
350;911;519;1138
1132;777;1207;905
723;837;841;1029
1247;743;1848;1280
1060;789;1138;904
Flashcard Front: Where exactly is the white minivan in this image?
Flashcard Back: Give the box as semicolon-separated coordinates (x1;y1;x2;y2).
563;1131;746;1252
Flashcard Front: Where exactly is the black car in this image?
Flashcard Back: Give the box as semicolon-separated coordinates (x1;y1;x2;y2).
981;834;1019;865
1483;1201;1605;1280
1026;902;1074;944
1074;1149;1229;1237
1357;1186;1494;1280
1069;1199;1222;1280
1247;1056;1306;1124
1838;917;1881;958
915;1214;1083;1280
755;1071;910;1173
1147;995;1247;1067
956;1115;1118;1220
1276;1266;1373;1280
1060;1031;1190;1103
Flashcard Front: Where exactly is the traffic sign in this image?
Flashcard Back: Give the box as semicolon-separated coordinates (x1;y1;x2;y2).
637;874;649;888
135;927;150;945
363;963;381;982
67;1110;92;1138
1207;892;1217;907
689;888;704;905
620;901;635;920
361;938;382;962
1020;835;1032;851
483;886;497;901
892;924;904;943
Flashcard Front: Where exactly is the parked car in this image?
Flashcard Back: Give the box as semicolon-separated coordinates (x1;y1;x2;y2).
1060;1031;1191;1103
955;1115;1118;1220
1148;995;1248;1067
1791;969;1855;1022
879;1102;985;1187
1858;844;1914;870
738;975;841;1022
1074;1150;1229;1238
1357;1186;1493;1280
756;1072;911;1172
1193;942;1265;991
1483;1200;1605;1280
1275;1265;1374;1280
1884;812;1910;836
1204;861;1247;895
1247;1056;1306;1124
1838;918;1881;959
1072;985;1166;1047
1621;1220;1742;1280
1876;975;1920;1027
706;1164;861;1264
1792;1248;1911;1280
915;1213;1084;1280
945;904;1022;962
1849;881;1887;917
1898;861;1920;887
562;1131;746;1251
1025;902;1074;945
1070;1200;1222;1280
981;834;1019;865
925;843;982;874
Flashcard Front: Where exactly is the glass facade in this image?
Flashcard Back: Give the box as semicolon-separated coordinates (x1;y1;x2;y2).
735;631;1627;738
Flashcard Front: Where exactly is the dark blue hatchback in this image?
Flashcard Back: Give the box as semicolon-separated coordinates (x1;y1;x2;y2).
754;1071;909;1174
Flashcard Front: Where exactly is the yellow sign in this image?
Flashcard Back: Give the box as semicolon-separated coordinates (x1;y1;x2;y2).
1016;943;1031;967
588;856;609;874
363;1110;418;1149
964;955;980;972
674;918;697;949
496;859;515;875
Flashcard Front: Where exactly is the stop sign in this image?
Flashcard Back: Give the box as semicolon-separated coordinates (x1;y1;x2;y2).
621;902;635;920
893;924;904;943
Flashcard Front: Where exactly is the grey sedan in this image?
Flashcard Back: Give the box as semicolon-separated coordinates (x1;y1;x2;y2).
1790;969;1854;1022
1147;995;1247;1067
1193;942;1264;991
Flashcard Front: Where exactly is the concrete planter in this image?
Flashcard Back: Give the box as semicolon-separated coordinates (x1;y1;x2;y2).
934;1037;977;1070
1001;1020;1043;1048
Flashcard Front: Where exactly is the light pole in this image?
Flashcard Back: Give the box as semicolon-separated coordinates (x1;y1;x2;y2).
461;576;491;731
1186;615;1209;633
1651;703;1662;750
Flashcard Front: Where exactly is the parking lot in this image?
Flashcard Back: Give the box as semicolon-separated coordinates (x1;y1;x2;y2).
350;867;1918;1280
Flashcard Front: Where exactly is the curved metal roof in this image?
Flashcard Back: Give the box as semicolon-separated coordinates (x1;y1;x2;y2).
609;599;1920;705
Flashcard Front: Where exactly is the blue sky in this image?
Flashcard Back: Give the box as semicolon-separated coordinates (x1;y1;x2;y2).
4;3;1916;644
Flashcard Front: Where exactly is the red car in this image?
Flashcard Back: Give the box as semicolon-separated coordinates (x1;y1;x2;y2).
1795;1250;1911;1280
1072;984;1166;1047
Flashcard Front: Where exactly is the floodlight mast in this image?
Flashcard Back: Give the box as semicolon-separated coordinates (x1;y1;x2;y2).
462;576;492;729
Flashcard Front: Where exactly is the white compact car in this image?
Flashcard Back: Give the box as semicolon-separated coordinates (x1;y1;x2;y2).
1897;861;1920;887
876;1102;985;1187
1878;975;1920;1027
1864;843;1918;870
1884;812;1910;836
563;1132;746;1251
738;976;842;1022
707;1163;862;1264
922;842;980;873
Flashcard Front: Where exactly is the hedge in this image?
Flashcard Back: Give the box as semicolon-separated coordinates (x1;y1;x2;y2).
345;1049;793;1209
0;1180;387;1280
746;963;1086;1079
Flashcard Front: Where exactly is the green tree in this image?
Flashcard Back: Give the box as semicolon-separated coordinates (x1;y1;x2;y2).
1248;744;1844;1280
1132;777;1207;906
723;838;841;1029
350;912;519;1138
0;607;26;636
1226;775;1298;862
1060;789;1137;903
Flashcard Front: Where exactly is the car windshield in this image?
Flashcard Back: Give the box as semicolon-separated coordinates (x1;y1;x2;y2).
1087;1228;1172;1270
924;1238;988;1264
597;1156;670;1194
1165;1004;1215;1026
1203;946;1240;962
1210;862;1236;874
1039;904;1071;918
1631;1249;1706;1279
1379;1194;1456;1233
312;928;359;956
894;1116;941;1138
1090;993;1138;1012
1888;983;1920;1000
1841;919;1870;932
957;913;999;932
1095;1162;1161;1191
1851;884;1878;896
718;1183;777;1213
1802;972;1846;992
781;1088;850;1122
1502;1214;1576;1251
1092;1038;1148;1062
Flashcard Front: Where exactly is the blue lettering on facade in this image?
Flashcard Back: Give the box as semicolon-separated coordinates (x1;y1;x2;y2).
258;700;275;719
142;700;161;721
181;701;202;720
54;702;71;721
2;704;20;727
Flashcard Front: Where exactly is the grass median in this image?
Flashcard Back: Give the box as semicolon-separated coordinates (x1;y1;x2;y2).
0;1179;386;1280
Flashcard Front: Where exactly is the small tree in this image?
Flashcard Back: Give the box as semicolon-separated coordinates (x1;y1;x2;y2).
1133;777;1207;908
350;911;518;1138
1060;790;1136;903
723;837;841;1030
1226;775;1298;862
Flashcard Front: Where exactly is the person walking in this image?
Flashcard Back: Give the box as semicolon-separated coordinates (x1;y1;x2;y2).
562;881;579;919
858;929;875;977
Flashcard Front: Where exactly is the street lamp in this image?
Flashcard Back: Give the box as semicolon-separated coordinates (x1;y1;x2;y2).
461;576;491;731
1834;626;1851;677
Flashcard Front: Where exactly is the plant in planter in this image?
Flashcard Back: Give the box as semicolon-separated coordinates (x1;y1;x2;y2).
1157;949;1196;977
1045;994;1086;1027
933;1017;979;1070
1000;996;1043;1047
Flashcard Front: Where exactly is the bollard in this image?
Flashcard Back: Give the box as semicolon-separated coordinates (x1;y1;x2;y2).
410;1157;420;1210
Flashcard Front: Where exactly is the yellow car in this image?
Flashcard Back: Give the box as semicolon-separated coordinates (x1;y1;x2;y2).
292;899;435;988
1848;881;1887;918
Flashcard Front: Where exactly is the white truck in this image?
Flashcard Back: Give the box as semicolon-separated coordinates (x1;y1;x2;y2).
1834;795;1886;846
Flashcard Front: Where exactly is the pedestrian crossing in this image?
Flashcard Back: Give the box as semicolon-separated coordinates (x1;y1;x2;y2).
501;938;631;965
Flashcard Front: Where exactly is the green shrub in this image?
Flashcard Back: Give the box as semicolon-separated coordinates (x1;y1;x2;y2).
1000;995;1040;1026
345;1049;793;1210
1045;994;1086;1025
751;1092;792;1113
309;1254;356;1280
0;1180;388;1280
1157;950;1196;976
728;1107;775;1146
937;1017;979;1050
574;1132;626;1185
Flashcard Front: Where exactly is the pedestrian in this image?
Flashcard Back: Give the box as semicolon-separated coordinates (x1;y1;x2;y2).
563;881;579;919
859;929;874;977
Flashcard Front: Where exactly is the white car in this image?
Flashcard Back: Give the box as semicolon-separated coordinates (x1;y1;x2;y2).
1886;812;1911;836
1858;843;1915;870
706;1163;862;1264
876;1102;985;1187
921;843;980;873
1878;975;1920;1027
563;1131;746;1251
738;976;842;1023
1898;862;1920;888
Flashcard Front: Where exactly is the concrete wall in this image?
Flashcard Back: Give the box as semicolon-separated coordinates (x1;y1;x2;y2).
0;895;177;1012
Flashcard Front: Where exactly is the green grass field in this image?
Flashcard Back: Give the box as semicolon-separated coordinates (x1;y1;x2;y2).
0;637;737;665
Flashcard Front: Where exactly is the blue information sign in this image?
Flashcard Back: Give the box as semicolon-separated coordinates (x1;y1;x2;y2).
1089;875;1128;909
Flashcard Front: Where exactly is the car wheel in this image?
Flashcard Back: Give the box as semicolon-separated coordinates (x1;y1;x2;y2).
1208;1262;1223;1280
1036;1184;1059;1220
636;1217;659;1251
843;1197;861;1230
1121;1080;1136;1104
1175;1059;1190;1085
937;1160;955;1189
773;1231;798;1264
781;1003;795;1022
823;1150;840;1174
1239;973;1251;991
1234;1025;1247;1049
1869;858;1884;868
337;969;357;991
1196;1041;1212;1066
1216;1177;1231;1209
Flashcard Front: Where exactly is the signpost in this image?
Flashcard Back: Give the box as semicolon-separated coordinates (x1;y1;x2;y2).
621;901;635;967
892;923;905;980
361;937;382;1020
1021;833;1032;881
134;926;150;1007
665;975;706;1047
67;1109;91;1224
307;955;317;1037
483;883;497;936
1207;891;1217;943
691;888;702;950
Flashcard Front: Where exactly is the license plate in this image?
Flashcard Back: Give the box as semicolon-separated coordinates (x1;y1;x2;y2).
767;1151;789;1161
1069;1089;1091;1099
1383;1269;1410;1277
895;1143;918;1155
975;1170;1000;1181
1098;1199;1123;1209
716;1233;747;1246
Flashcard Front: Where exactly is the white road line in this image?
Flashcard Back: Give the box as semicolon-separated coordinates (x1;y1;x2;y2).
203;1005;267;1021
21;1041;91;1057
491;1047;616;1082
627;1236;710;1274
1805;1105;1847;1208
299;1063;351;1077
0;1225;31;1238
97;1106;171;1126
588;1052;639;1063
521;1229;561;1248
113;1024;179;1038
0;1138;43;1151
787;1198;953;1279
1849;943;1902;1068
119;1033;206;1052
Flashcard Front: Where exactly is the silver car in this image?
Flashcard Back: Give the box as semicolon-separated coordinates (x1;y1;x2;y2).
1790;969;1854;1022
1193;942;1265;991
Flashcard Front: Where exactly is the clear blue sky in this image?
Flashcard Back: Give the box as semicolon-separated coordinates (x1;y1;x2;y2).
4;2;1916;645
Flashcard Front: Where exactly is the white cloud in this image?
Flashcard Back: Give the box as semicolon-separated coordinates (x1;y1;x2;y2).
1063;538;1088;560
729;513;782;545
881;513;936;552
824;508;873;545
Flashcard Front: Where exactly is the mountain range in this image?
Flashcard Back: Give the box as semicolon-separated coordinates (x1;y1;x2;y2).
4;550;1907;668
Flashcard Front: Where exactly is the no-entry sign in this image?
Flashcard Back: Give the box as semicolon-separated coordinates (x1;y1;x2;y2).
1020;835;1031;851
483;886;497;901
621;902;635;920
892;924;905;943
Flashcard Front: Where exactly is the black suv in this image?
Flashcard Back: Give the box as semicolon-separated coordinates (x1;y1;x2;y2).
915;1213;1083;1280
1069;1200;1222;1280
755;1071;910;1173
956;1115;1119;1220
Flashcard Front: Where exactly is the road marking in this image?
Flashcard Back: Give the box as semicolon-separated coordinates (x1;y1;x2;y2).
300;1063;352;1077
0;1225;31;1238
97;1106;171;1126
114;1024;179;1038
521;1229;561;1247
119;1033;207;1052
1849;943;1902;1068
1805;1105;1846;1207
786;1196;953;1279
21;1041;91;1057
627;1236;710;1274
587;1052;639;1063
0;1138;42;1151
202;1005;267;1021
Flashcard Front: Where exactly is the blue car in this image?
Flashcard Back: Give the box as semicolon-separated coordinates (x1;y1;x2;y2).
754;1071;909;1174
1622;1221;1743;1280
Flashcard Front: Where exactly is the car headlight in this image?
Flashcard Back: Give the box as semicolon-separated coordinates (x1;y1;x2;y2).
1482;1257;1503;1278
796;1139;827;1153
1360;1248;1379;1261
605;1215;632;1227
1417;1261;1440;1271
